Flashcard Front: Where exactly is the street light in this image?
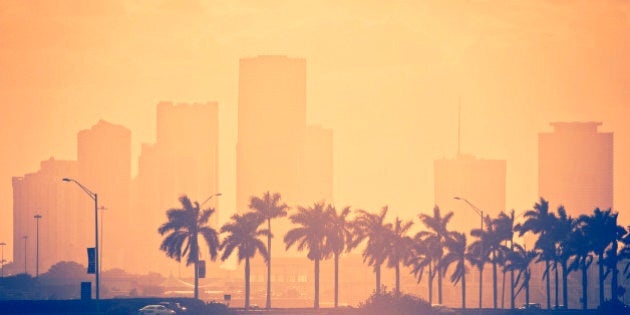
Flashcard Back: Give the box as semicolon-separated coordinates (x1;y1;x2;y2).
200;192;222;207
62;177;99;301
0;242;6;278
22;236;28;274
34;214;42;278
454;196;484;313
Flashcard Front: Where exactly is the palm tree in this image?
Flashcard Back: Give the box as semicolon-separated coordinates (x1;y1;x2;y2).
158;195;219;299
383;216;413;295
550;206;573;309
580;208;624;306
324;205;353;308
351;206;390;294
249;191;289;309
515;197;555;309
417;205;454;304
284;202;329;309
468;214;491;309
494;210;516;309
504;243;537;307
220;212;268;309
484;213;511;309
407;233;439;304
439;231;467;309
567;218;593;310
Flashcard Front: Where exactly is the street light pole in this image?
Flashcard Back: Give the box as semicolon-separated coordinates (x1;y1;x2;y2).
99;206;106;275
454;196;484;313
62;178;99;301
22;236;28;274
200;193;222;207
194;192;221;299
34;214;42;278
0;242;6;278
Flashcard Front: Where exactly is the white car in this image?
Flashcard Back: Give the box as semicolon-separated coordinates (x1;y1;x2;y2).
138;305;176;315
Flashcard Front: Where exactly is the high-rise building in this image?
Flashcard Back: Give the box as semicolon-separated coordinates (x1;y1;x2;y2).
237;56;333;257
434;154;507;232
134;102;219;274
538;122;613;215
12;158;88;275
77;120;131;269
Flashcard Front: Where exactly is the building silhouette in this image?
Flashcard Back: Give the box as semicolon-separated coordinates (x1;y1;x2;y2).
77;120;132;270
433;153;506;307
133;101;219;274
12;158;88;275
236;55;333;259
538;121;613;215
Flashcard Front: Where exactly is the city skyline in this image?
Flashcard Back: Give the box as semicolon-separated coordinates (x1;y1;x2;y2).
1;0;628;266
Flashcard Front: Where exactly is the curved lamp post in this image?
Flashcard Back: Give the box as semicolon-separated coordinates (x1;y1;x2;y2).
62;177;99;301
454;196;484;313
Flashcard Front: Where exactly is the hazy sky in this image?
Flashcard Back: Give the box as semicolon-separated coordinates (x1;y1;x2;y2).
1;0;629;260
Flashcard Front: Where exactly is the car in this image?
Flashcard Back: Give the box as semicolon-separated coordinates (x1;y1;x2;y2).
519;303;542;310
138;304;176;315
158;302;187;313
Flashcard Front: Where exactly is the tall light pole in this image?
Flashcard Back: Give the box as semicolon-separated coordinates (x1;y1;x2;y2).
63;177;99;301
194;192;221;299
454;196;484;313
0;242;6;278
22;236;28;274
99;206;107;275
34;214;42;278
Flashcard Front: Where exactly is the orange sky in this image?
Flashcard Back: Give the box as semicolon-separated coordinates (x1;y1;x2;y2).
1;0;629;261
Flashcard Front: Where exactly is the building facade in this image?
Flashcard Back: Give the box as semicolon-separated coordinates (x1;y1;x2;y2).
538;121;613;215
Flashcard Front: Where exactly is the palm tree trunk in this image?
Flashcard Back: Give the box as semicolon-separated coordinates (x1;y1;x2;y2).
314;258;320;309
438;261;443;303
554;260;559;308
611;240;619;302
510;268;514;309
194;260;199;299
462;259;467;309
375;264;381;294
395;261;400;296
479;265;483;309
597;253;604;305
245;257;250;309
266;218;271;309
525;279;530;306
428;263;433;304
334;253;339;308
582;263;588;310
492;259;497;309
545;260;551;309
510;240;514;309
501;269;506;309
561;260;568;309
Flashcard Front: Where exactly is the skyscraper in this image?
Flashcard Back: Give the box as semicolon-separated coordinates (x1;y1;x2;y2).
236;55;333;258
77;120;131;269
134;101;219;273
538;121;613;215
12;158;87;275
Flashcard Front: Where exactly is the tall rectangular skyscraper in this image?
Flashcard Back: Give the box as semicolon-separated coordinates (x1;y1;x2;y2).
237;55;308;213
133;102;219;274
538;122;613;215
237;55;332;259
12;158;86;275
77;119;131;269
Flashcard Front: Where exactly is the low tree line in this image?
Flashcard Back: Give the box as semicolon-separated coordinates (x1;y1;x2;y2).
159;192;630;310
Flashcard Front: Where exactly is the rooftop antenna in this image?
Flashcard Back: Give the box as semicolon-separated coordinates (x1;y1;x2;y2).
457;98;461;157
